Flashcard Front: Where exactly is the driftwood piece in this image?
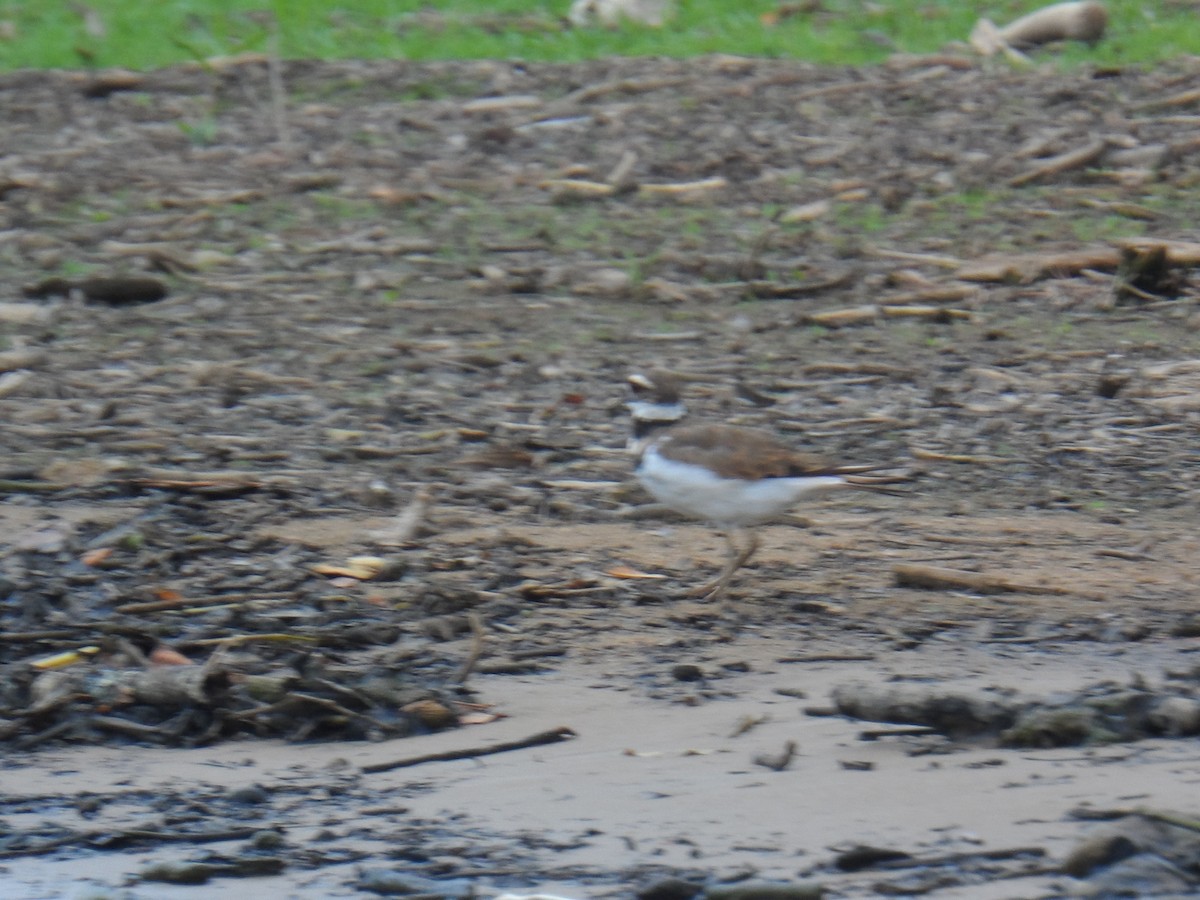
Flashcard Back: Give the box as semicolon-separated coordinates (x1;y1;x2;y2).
745;271;853;298
1116;238;1200;267
637;176;727;198
880;286;978;305
540;178;616;200
893;562;1072;596
1009;138;1109;187
29;664;230;711
955;247;1120;283
957;239;1200;285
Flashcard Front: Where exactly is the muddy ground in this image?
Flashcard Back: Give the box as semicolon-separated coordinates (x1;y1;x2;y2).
3;54;1200;898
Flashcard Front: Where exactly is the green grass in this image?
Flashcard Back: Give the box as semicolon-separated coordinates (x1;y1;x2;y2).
0;1;1197;71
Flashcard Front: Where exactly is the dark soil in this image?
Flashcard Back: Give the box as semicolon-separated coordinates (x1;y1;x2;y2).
3;54;1200;899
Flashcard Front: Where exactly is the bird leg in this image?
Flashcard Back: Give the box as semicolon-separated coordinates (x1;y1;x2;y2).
689;528;760;603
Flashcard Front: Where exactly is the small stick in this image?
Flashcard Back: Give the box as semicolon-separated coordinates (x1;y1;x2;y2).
265;15;291;149
0;479;66;493
893;562;1070;595
561;75;688;105
362;726;577;774
777;653;877;663
638;177;727;197
370;486;431;545
182;633;317;648
451;613;486;686
1010;139;1109;187
858;726;939;740
872;845;1046;871
910;447;1016;465
752;739;797;772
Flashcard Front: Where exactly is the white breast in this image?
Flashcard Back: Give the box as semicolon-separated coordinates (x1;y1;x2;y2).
636;446;848;527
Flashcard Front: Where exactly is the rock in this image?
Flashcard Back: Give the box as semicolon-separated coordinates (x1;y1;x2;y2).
831;683;1018;738
638;877;704;900
1147;696;1200;737
1073;853;1194;897
1062;832;1138;877
703;884;823;900
1001;707;1110;748
354;868;473;897
1063;812;1200;895
834;845;912;872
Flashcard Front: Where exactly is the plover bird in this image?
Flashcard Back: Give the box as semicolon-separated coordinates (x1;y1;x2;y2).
627;370;906;604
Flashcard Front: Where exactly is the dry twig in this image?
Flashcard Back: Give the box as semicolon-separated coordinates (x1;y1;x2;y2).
362;726;577;773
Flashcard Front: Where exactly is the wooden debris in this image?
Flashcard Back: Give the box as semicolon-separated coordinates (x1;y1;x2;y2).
558;75;687;105
0;349;46;373
1116;237;1200;267
0;478;68;493
869;247;964;269
882;304;972;321
0;302;56;325
752;739;798;772
461;95;542;114
910;447;1016;465
956;238;1200;285
637;176;727;198
450;615;487;686
1079;199;1159;221
159;189;265;208
805;306;880;327
805;304;970;327
746;271;853;298
369;487;432;545
1135;87;1200;111
880;285;978;305
540;178;616;200
780;200;831;223
361;725;577;773
893;562;1072;595
955;247;1120;283
1010;138;1109;187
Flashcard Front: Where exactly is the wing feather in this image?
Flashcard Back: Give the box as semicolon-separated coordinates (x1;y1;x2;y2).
656;424;863;480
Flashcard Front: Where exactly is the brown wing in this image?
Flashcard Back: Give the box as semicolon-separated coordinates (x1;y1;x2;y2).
656;424;856;481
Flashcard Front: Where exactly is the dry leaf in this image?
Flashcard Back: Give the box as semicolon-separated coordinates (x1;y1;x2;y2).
30;646;100;671
81;547;114;567
149;646;193;666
